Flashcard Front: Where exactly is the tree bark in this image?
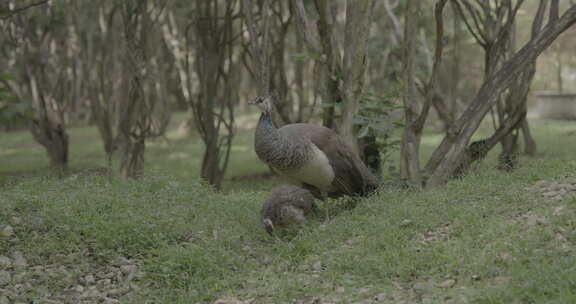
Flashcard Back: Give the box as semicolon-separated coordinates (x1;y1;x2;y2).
400;0;448;186
117;0;151;179
425;2;576;188
339;0;376;153
400;0;422;185
190;0;237;190
521;118;537;156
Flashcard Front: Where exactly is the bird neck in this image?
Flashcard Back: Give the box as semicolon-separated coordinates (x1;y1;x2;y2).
255;110;306;169
254;111;297;168
256;110;282;144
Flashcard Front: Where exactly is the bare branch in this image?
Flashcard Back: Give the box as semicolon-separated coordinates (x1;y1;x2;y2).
291;0;320;53
383;0;403;44
415;0;449;131
452;0;488;46
532;0;549;35
549;0;559;24
0;0;48;20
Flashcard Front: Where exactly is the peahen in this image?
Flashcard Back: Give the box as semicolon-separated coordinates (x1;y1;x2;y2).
250;95;379;199
261;185;317;234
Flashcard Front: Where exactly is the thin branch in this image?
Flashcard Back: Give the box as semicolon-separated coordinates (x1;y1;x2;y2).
452;0;487;47
492;0;524;53
532;0;549;35
383;0;403;44
291;0;320;53
463;0;490;42
0;0;49;20
414;0;449;131
549;0;559;24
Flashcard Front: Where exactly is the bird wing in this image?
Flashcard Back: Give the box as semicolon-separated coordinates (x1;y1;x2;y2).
273;185;316;213
280;124;378;197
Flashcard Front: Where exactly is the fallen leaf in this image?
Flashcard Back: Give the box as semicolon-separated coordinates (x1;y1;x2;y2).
498;252;512;261
437;279;456;288
213;296;247;304
553;206;565;216
493;276;511;285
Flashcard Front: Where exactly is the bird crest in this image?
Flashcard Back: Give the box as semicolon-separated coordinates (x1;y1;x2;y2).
249;94;275;113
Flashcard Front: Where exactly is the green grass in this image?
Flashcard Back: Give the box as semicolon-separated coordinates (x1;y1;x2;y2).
1;117;576;303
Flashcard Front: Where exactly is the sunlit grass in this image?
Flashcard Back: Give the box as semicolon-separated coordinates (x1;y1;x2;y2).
1;117;576;303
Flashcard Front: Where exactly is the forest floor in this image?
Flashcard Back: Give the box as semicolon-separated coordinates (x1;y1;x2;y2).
1;117;576;303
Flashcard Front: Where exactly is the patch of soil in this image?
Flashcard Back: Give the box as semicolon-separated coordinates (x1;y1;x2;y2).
1;167;110;188
526;173;576;202
415;223;453;245
0;249;142;304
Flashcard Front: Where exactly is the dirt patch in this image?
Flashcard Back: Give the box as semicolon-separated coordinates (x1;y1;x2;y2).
416;223;453;245
0;250;141;303
526;173;576;202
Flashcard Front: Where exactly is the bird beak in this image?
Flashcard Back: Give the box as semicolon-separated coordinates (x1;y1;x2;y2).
263;218;274;235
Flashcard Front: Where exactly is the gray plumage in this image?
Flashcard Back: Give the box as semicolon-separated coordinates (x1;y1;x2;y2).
261;185;317;234
251;95;379;198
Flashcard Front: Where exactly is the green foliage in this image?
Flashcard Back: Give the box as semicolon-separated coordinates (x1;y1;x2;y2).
0;7;11;18
355;90;404;165
0;74;32;128
1;119;576;303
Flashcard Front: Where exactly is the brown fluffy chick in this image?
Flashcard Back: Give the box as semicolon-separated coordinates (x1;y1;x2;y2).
261;185;318;235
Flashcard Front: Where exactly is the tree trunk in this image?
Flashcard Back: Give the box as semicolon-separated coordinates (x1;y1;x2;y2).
30;119;69;173
190;0;237;190
200;134;223;187
556;49;563;92
26;69;70;173
117;136;145;178
425;4;576;187
339;0;376;153
449;1;462;123
521;118;537;156
400;0;422;185
118;0;151;179
293;0;375;151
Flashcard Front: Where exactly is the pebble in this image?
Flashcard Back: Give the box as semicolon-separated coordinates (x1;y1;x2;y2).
81;287;102;299
107;286;130;297
120;264;137;274
0;256;11;268
12;252;27;268
0;271;12;286
0;295;9;304
85;274;96;285
437;279;456;288
1;226;14;237
413;282;431;292
542;191;559;198
374;292;388;301
74;285;85;293
553;206;565;216
493;276;510;285
400;219;413;227
103;298;120;304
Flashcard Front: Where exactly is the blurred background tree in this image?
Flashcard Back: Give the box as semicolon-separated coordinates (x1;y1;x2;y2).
1;0;576;188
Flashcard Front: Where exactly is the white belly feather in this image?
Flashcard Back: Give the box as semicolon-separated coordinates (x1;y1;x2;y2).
276;144;335;192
